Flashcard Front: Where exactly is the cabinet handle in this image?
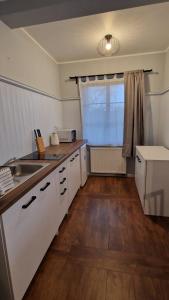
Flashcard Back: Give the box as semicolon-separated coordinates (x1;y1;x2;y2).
40;182;51;191
60;177;66;184
75;153;79;157
70;158;75;162
22;196;37;209
136;155;141;163
59;167;66;173
60;188;67;196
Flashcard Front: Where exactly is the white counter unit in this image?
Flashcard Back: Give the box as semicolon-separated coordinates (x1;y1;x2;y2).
135;146;169;216
0;145;84;300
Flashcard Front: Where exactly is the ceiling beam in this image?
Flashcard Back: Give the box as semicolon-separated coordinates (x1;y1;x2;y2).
0;0;168;28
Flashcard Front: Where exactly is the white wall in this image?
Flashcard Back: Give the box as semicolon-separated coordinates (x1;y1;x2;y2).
60;53;165;143
158;49;169;148
0;81;62;165
0;21;60;98
0;21;62;164
163;48;169;91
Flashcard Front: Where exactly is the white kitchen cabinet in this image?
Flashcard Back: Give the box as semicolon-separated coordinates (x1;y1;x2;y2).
80;144;88;186
135;146;169;216
2;171;59;300
0;145;87;300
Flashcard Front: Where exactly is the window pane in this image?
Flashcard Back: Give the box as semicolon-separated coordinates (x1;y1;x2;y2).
110;83;124;102
81;82;124;146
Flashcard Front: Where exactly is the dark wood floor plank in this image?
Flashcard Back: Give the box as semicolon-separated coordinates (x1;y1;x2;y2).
24;250;68;300
134;275;169;300
68;246;169;280
106;271;135;300
24;249;107;300
54;197;110;252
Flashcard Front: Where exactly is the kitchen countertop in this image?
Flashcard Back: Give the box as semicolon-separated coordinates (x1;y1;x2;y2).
136;146;169;161
0;140;86;215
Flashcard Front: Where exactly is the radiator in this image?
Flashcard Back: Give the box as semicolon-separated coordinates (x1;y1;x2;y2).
90;147;126;174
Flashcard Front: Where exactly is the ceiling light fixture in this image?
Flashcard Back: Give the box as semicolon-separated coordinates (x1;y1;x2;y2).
98;34;120;57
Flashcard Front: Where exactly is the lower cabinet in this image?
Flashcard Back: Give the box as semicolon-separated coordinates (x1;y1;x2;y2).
135;146;169;216
2;172;59;300
0;147;83;300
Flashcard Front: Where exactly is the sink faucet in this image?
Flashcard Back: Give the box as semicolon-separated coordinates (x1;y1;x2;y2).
3;157;17;166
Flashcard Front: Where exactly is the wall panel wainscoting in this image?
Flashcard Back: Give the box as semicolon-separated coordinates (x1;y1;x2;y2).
0;80;62;165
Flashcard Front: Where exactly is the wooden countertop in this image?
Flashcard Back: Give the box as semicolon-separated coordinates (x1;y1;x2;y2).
0;140;85;215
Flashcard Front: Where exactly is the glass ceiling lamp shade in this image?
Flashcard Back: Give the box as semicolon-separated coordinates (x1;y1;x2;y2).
98;34;120;57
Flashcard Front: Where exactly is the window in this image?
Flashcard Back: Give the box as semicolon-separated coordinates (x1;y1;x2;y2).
80;80;124;146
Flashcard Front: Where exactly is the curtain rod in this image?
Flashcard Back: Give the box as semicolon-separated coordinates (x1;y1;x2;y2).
69;69;152;84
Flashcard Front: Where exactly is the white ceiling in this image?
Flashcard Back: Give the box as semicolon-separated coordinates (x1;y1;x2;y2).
24;3;169;63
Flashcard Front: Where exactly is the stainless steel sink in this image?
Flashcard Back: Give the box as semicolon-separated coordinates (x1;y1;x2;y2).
0;162;50;198
8;162;50;188
9;163;45;177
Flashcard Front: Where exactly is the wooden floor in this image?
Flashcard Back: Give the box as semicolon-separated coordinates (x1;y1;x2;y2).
24;176;169;300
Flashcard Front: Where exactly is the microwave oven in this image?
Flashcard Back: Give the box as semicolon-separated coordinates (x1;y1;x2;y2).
57;129;76;143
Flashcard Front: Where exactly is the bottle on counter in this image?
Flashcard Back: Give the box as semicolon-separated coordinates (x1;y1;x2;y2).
51;127;60;145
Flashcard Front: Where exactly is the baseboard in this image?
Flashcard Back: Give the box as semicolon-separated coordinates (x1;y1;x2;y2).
89;173;127;177
127;173;135;178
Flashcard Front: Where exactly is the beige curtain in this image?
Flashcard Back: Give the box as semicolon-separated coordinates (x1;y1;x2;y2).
122;70;145;158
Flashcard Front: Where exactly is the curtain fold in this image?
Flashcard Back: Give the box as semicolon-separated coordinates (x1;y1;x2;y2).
122;70;145;158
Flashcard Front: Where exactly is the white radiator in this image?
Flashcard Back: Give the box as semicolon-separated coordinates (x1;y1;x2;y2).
90;147;126;174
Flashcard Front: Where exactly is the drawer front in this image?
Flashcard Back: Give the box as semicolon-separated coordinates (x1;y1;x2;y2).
58;179;68;224
53;161;69;225
2;172;58;300
59;173;67;193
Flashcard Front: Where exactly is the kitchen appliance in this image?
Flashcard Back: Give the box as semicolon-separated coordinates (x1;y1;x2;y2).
20;152;65;160
57;129;76;143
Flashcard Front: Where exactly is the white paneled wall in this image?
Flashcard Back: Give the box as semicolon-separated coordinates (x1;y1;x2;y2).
0;81;62;165
62;100;82;139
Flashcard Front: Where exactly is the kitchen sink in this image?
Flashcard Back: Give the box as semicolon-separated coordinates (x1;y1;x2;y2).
0;161;50;198
7;162;50;189
9;163;46;177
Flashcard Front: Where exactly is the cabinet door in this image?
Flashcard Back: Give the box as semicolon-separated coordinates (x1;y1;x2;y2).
2;172;58;300
68;154;76;206
74;150;81;192
80;144;88;186
144;161;169;216
68;151;80;206
135;151;146;209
